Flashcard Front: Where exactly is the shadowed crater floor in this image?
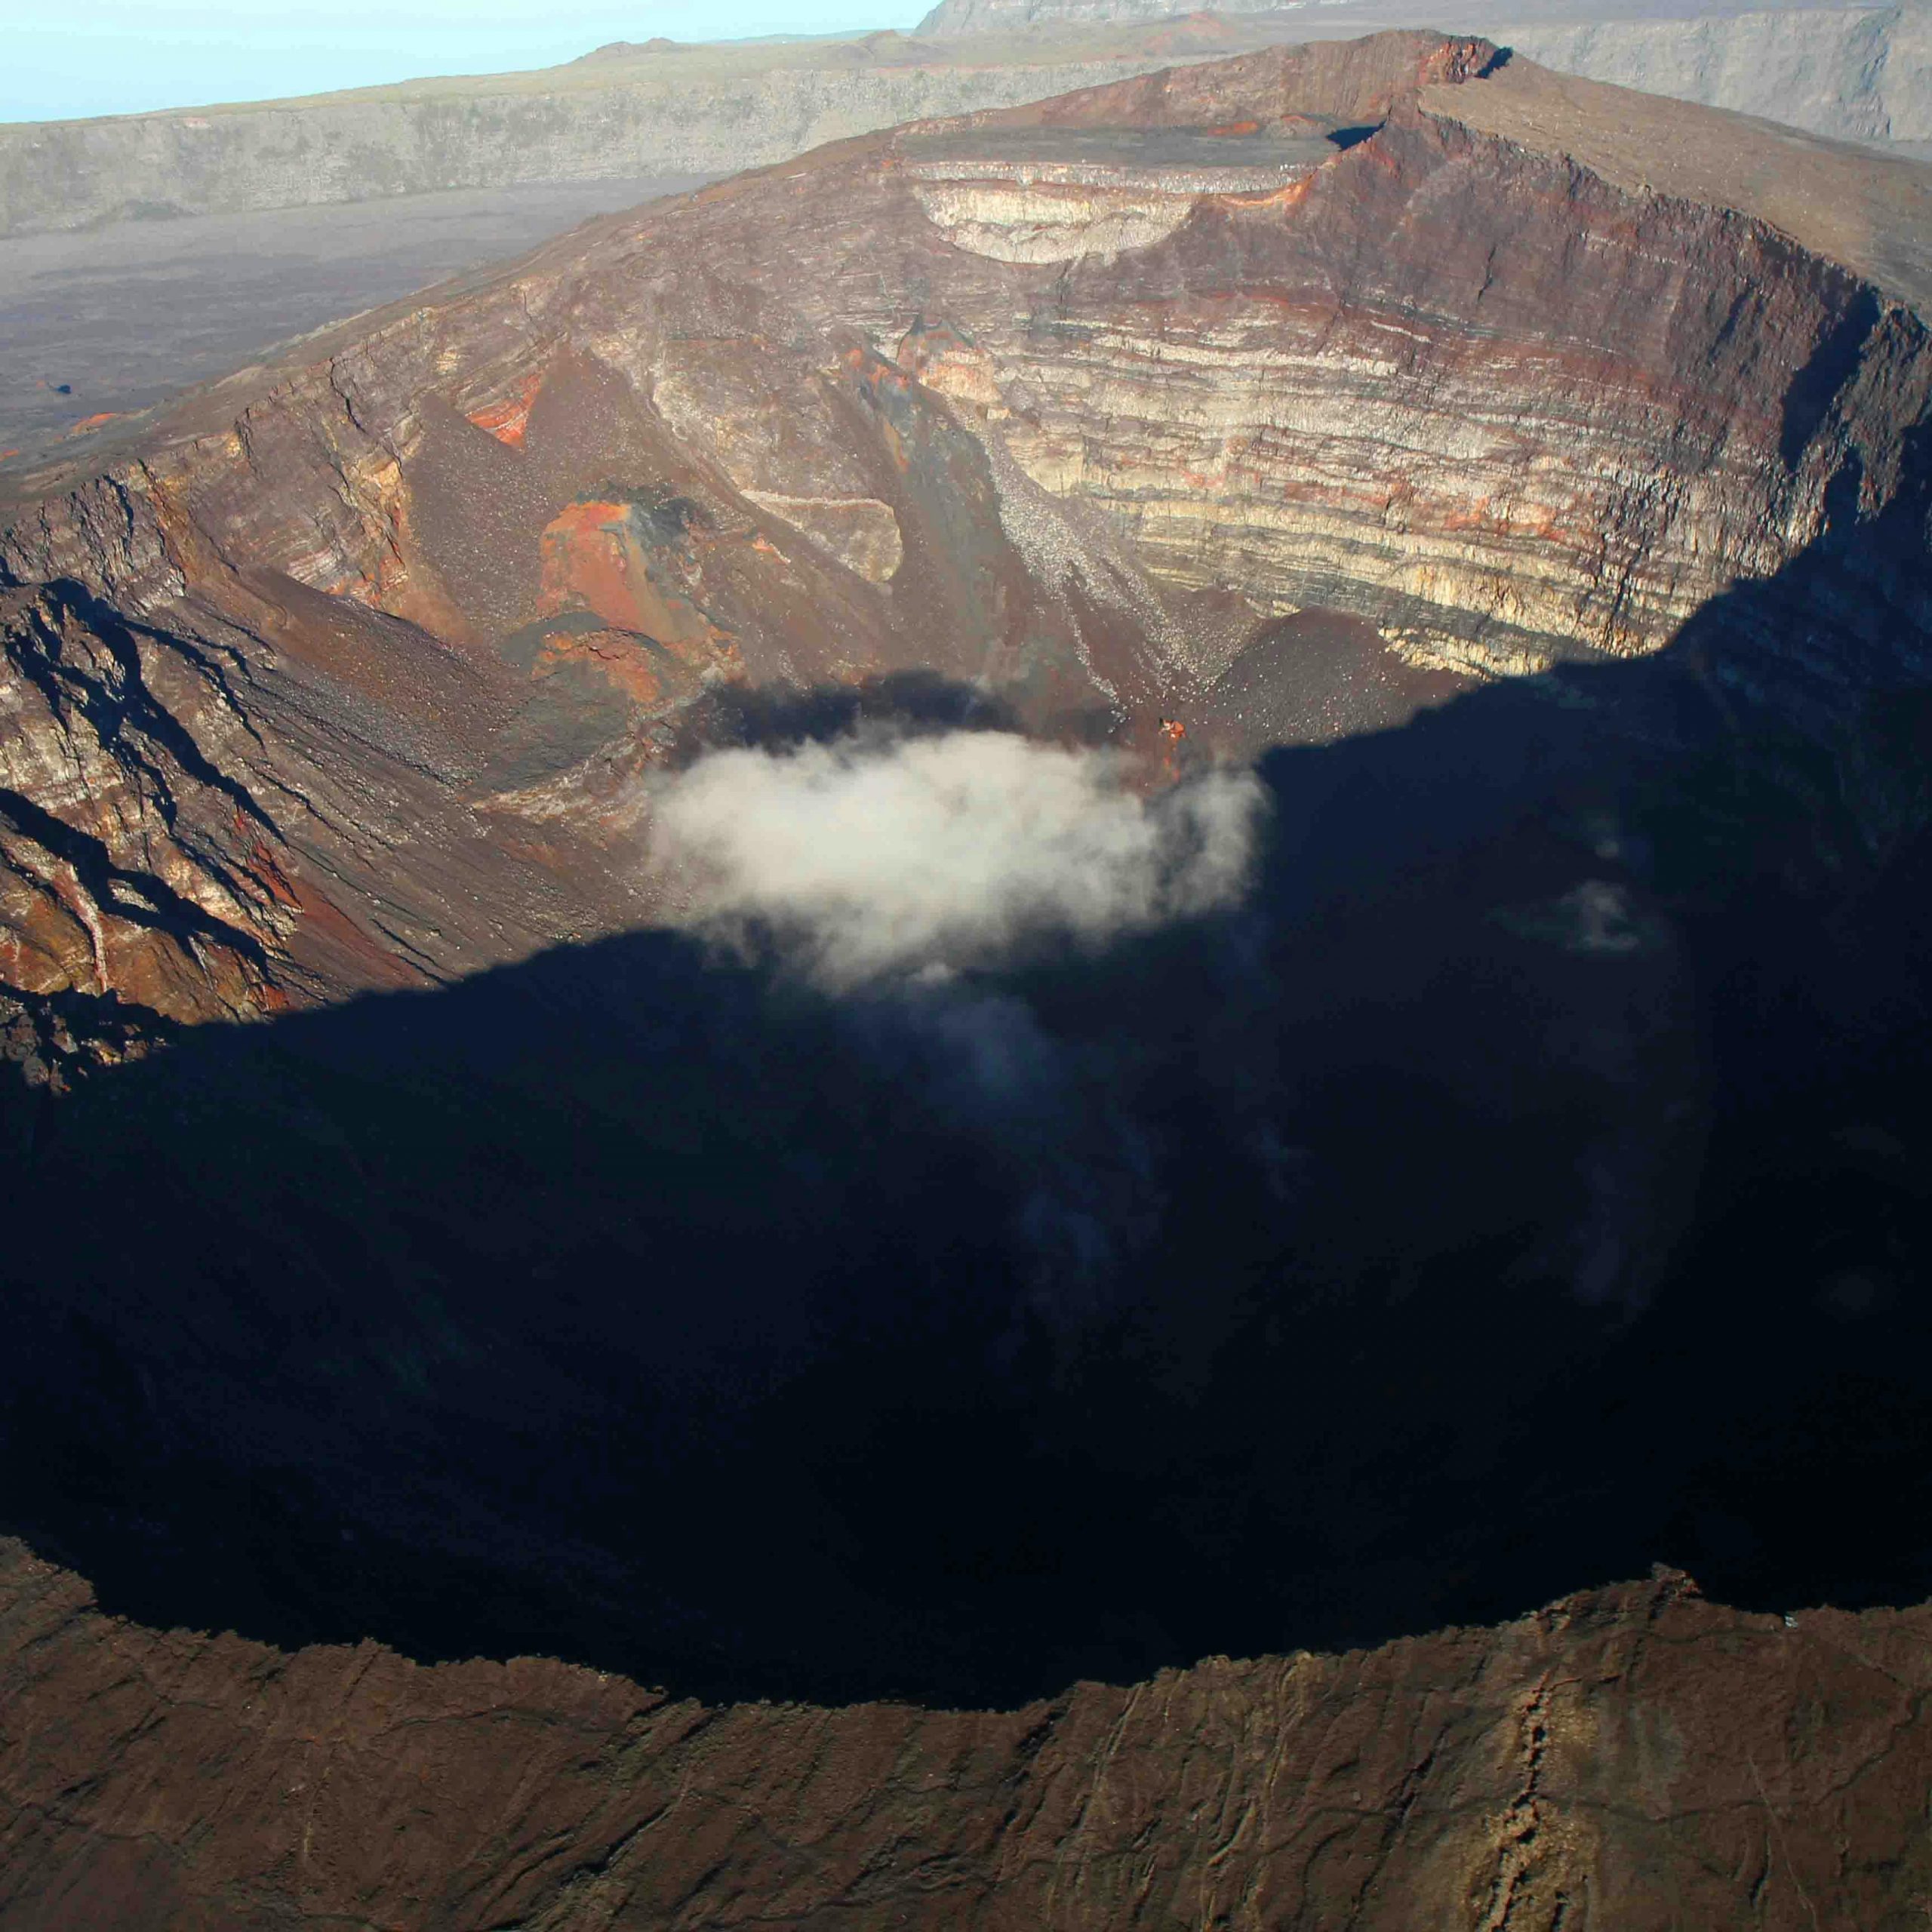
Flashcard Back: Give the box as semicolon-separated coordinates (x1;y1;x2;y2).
5;506;1932;1708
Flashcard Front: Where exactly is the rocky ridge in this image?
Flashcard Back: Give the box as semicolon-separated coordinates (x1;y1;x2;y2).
918;0;1932;151
2;1540;1928;1928
8;3;1932;245
0;20;1260;239
1505;0;1932;143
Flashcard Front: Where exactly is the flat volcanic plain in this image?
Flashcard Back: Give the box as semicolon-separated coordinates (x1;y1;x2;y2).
0;177;714;460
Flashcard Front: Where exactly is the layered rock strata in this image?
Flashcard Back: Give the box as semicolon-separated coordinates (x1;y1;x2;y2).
2;32;1929;1038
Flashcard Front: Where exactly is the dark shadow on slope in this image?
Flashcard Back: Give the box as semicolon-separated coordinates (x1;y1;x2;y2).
1781;287;1883;468
669;666;1023;758
3;476;1932;1708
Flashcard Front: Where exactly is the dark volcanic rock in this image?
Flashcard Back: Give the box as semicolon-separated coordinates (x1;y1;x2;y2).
1204;608;1472;748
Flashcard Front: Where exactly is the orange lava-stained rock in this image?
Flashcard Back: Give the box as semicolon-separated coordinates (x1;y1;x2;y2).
539;498;642;623
537;500;718;653
466;368;546;448
531;624;696;706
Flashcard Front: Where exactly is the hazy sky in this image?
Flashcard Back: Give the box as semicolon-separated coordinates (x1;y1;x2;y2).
2;1;917;123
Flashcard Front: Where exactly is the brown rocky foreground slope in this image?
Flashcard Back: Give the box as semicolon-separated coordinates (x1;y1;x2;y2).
4;31;1930;1061
2;1541;1927;1929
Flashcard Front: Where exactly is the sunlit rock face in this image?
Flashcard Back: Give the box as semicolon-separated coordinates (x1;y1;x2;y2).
903;122;1339;262
1;29;1929;1032
7;1546;1932;1932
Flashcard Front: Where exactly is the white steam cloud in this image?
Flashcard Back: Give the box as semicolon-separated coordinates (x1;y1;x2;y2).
649;729;1265;987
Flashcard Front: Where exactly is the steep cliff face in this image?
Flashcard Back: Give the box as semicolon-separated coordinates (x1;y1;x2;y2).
0;451;669;1058
9;5;1928;245
1507;0;1932;143
919;0;1932;148
3;32;1928;1033
3;1544;1930;1929
0;22;1261;239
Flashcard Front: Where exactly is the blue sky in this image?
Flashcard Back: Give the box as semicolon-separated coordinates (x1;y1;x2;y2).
2;1;918;123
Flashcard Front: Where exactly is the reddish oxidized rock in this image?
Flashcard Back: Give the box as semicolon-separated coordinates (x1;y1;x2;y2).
0;31;1926;1040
